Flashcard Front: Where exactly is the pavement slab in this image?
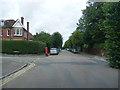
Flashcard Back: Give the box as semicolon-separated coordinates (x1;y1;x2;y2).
2;60;26;76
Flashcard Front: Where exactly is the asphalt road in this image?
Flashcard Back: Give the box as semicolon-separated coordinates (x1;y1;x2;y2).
2;50;118;88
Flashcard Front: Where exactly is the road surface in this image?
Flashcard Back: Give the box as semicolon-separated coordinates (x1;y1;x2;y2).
2;50;118;88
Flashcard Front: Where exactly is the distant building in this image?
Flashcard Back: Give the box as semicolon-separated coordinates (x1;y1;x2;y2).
0;17;33;40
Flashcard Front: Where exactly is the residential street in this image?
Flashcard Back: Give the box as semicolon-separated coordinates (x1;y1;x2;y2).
2;50;118;88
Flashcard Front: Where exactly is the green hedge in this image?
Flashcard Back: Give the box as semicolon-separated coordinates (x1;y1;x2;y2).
2;40;46;54
93;43;106;49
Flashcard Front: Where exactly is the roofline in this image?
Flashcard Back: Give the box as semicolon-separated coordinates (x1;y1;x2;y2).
12;19;25;28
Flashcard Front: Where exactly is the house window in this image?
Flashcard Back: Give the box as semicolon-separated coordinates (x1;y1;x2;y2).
17;29;19;34
7;30;10;36
14;29;22;36
20;29;22;35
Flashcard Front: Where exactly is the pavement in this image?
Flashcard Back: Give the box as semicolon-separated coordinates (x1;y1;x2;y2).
1;54;45;78
2;60;26;77
1;50;118;88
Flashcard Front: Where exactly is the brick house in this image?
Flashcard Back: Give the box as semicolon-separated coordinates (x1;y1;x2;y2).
0;17;33;40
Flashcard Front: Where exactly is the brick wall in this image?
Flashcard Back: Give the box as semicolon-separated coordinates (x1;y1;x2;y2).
1;28;32;40
1;28;23;40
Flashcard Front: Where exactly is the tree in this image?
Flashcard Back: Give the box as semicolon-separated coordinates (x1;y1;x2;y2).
51;32;63;48
79;2;106;48
103;2;120;68
71;29;84;51
64;40;70;49
64;28;84;52
33;31;52;49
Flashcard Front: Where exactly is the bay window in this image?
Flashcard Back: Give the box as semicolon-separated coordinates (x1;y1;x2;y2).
14;29;22;36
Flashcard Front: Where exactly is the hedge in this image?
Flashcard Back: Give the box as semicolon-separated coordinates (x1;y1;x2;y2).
93;43;106;49
2;40;46;54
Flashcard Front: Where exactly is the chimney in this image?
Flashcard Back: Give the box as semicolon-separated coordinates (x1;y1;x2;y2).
21;17;24;25
27;22;29;40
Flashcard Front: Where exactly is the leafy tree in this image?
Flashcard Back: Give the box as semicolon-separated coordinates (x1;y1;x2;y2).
103;2;120;68
51;32;63;48
81;2;106;47
71;29;84;51
64;29;84;52
33;31;52;49
64;2;120;68
64;40;70;49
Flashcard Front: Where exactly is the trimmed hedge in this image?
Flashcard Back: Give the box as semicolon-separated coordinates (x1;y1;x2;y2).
2;40;46;54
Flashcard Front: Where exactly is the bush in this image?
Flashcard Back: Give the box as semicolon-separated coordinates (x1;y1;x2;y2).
83;44;88;49
105;40;120;69
2;40;46;54
93;43;106;49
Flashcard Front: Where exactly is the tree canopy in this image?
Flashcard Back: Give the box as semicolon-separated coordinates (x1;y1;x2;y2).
33;31;63;49
64;2;120;68
51;32;63;48
33;31;52;48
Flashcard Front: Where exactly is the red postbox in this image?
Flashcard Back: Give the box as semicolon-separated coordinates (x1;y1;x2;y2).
45;47;48;56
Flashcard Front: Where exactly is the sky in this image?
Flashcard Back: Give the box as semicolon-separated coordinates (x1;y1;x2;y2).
0;0;88;44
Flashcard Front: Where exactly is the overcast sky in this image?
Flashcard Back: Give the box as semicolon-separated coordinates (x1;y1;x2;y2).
0;0;88;44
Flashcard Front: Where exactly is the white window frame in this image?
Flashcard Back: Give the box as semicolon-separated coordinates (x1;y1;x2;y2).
14;29;22;36
7;30;10;36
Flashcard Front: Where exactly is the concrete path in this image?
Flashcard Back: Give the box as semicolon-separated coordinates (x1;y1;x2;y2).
2;60;26;76
1;54;45;78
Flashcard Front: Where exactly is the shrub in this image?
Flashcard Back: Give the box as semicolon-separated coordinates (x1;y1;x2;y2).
83;44;88;49
2;40;46;54
93;43;106;49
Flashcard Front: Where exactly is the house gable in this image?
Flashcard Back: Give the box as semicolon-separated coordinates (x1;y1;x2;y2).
12;19;24;28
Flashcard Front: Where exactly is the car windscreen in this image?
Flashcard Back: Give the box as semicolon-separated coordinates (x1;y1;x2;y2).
51;48;57;50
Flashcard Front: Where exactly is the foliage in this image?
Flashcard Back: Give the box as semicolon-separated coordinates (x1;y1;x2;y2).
83;44;88;49
72;29;84;50
64;40;70;48
82;2;106;47
103;2;120;68
64;2;120;68
93;43;105;49
34;31;63;49
33;31;52;49
64;29;84;51
2;40;46;54
51;32;63;48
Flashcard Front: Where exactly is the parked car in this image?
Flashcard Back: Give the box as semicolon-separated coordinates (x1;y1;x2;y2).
66;48;69;51
68;48;78;54
69;49;73;52
50;48;59;55
72;49;78;54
